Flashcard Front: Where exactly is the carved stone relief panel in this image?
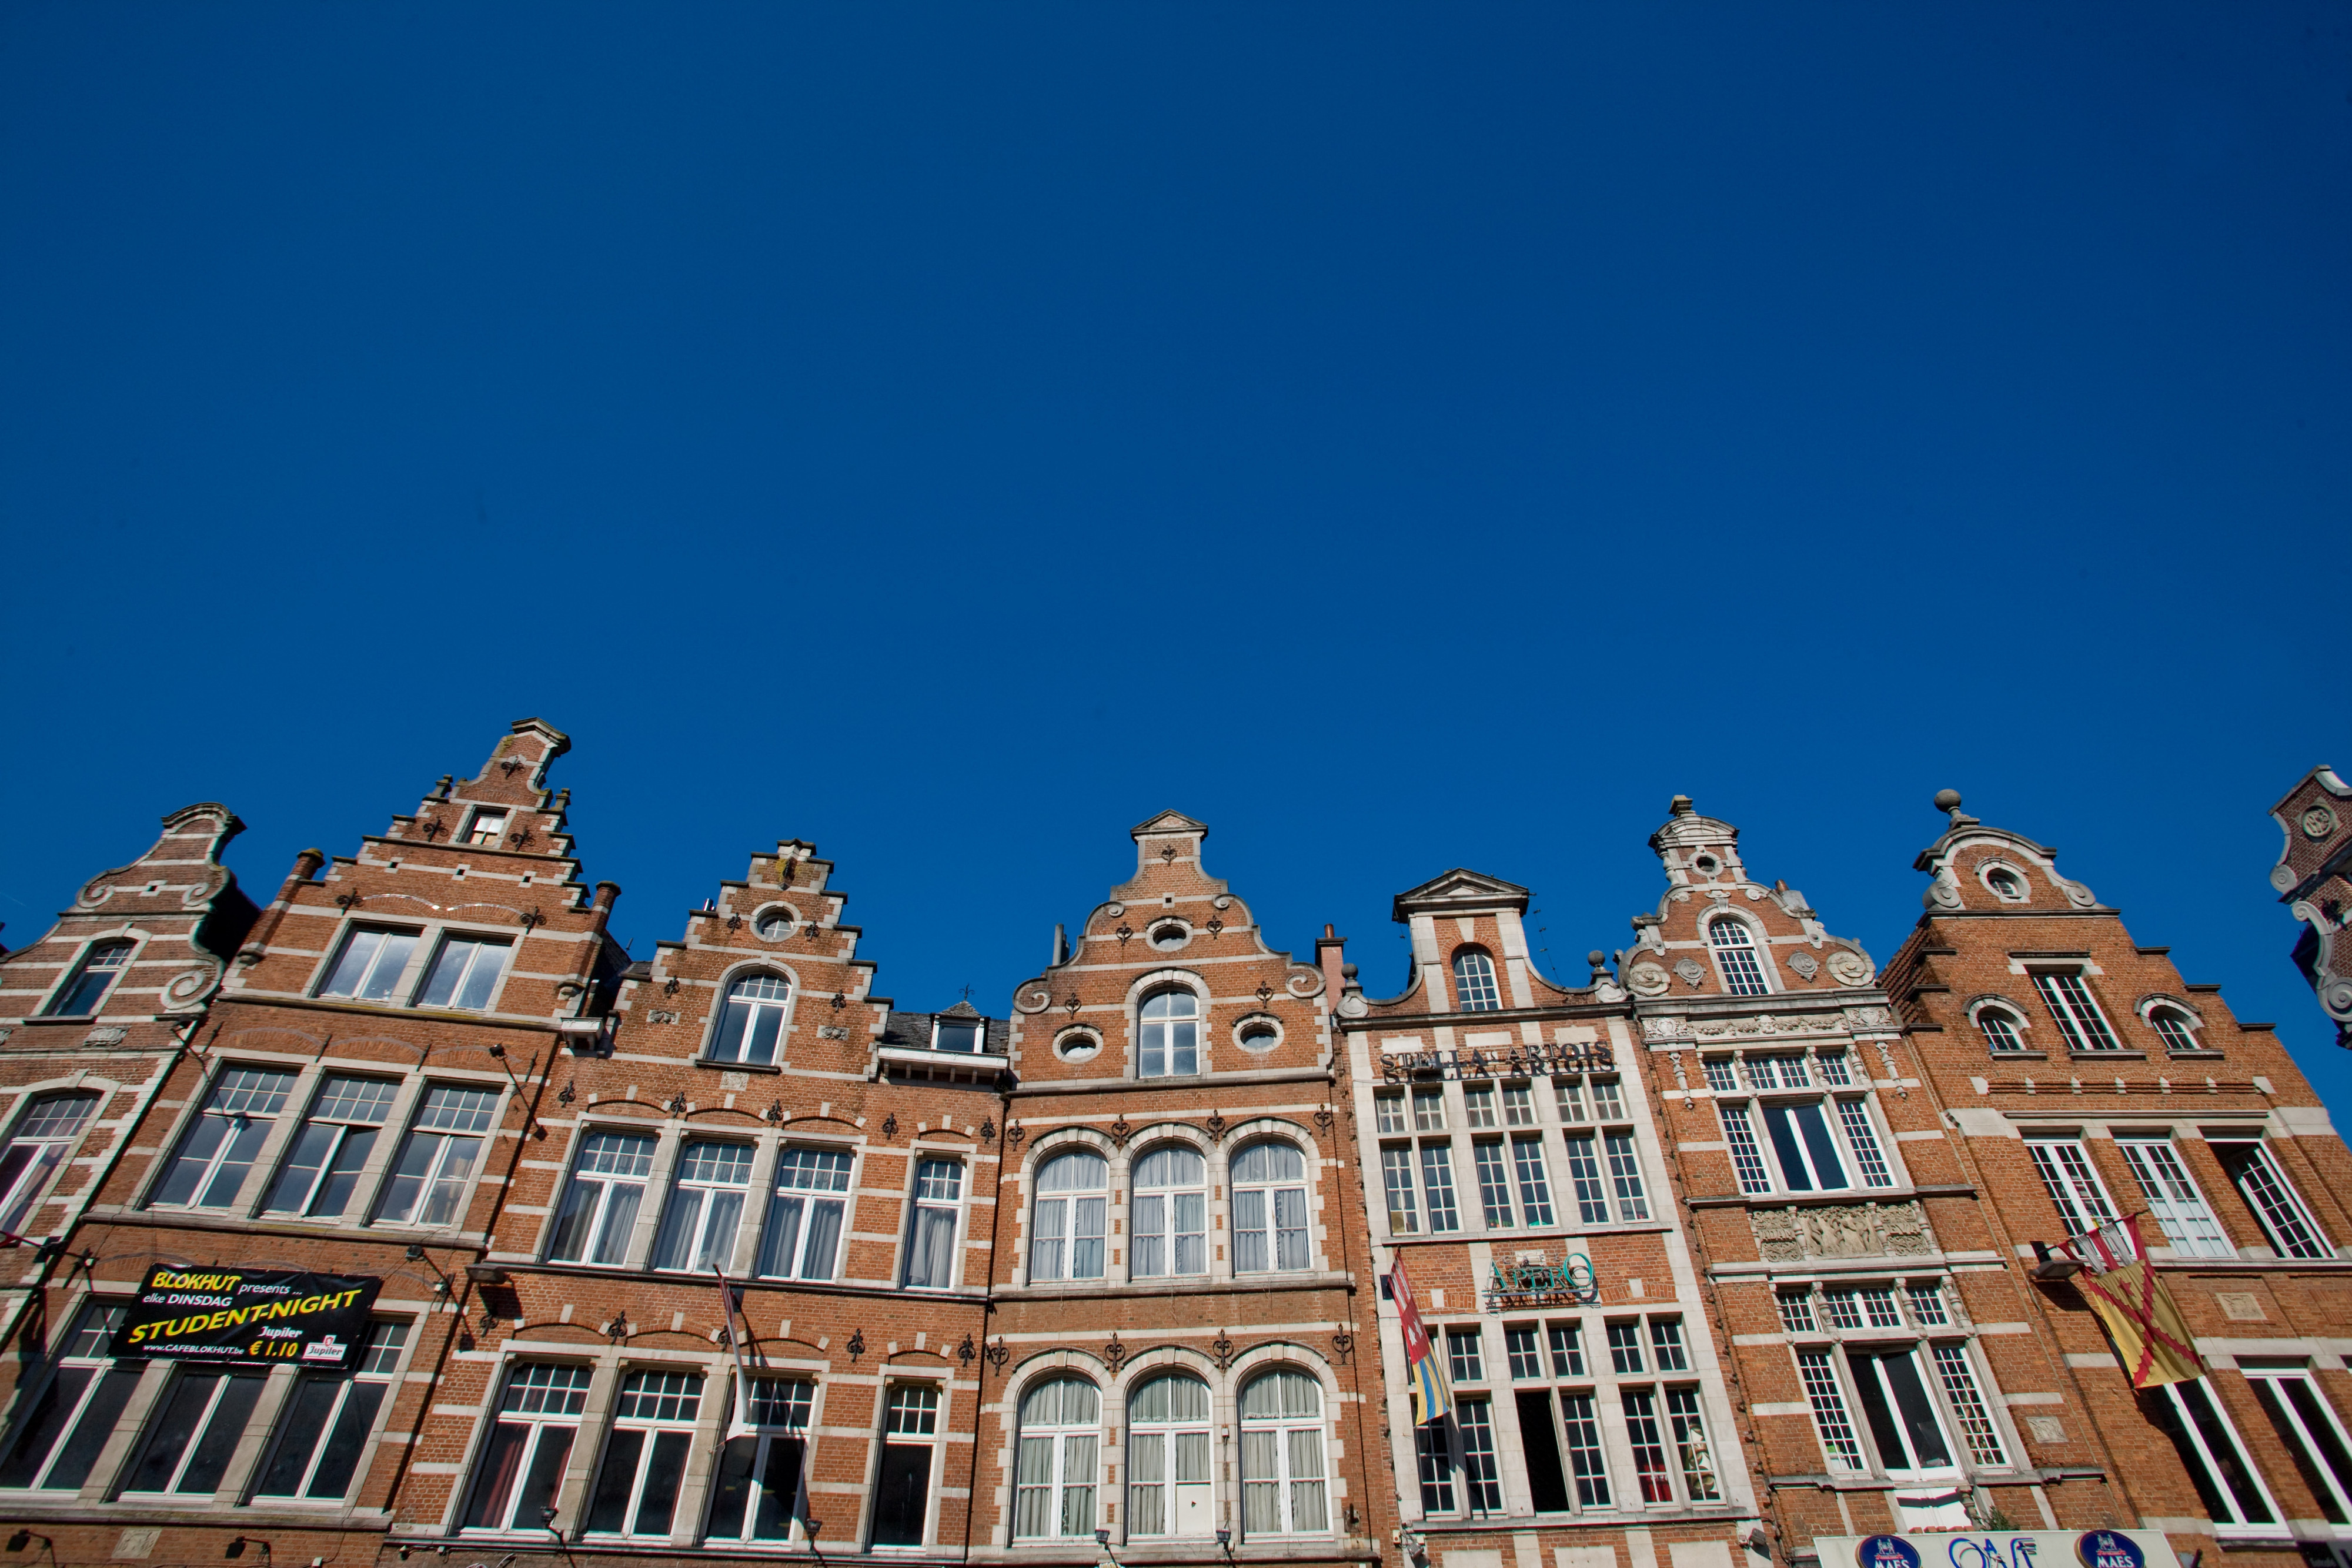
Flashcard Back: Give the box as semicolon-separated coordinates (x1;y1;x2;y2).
1749;1200;1934;1262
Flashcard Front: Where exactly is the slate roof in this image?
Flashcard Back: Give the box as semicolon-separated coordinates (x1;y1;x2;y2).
878;1008;1012;1055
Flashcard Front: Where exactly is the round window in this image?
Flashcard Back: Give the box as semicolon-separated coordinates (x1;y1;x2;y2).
1237;1021;1280;1052
754;910;794;940
1692;854;1719;875
1985;867;2025;901
1149;923;1188;951
1056;1031;1101;1062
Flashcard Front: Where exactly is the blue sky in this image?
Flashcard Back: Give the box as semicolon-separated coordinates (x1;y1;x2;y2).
3;6;2348;1099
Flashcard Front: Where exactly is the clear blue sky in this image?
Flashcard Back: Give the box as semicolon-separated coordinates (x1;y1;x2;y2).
3;7;2347;1098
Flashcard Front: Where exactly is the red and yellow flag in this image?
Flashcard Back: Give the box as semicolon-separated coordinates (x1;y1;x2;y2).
1390;1258;1453;1426
2074;1216;2202;1389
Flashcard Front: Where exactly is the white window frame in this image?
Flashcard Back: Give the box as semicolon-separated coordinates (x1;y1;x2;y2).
250;1320;413;1502
375;1083;501;1228
261;1075;397;1221
874;1382;943;1547
651;1139;755;1272
1013;1378;1100;1540
1231;1139;1309;1273
2025;1138;2119;1238
0;1300;136;1493
546;1128;657;1264
1131;1143;1208;1278
901;1156;965;1289
2146;1004;2204;1054
2114;1138;2234;1258
2032;969;2122;1053
413;931;513;1012
149;1065;298;1211
706;1378;812;1545
0;1092;99;1235
462;1362;593;1532
464;808;509;847
759;1145;854;1281
1451;949;1502;1012
1707;917;1772;997
315;925;422;1004
116;1364;269;1497
584;1370;706;1539
1138;987;1201;1078
707;972;794;1066
2213;1139;2334;1259
1240;1370;1330;1536
1127;1373;1214;1538
1030;1148;1108;1282
2243;1365;2352;1524
2155;1376;2286;1534
41;939;134;1017
1972;1002;2030;1054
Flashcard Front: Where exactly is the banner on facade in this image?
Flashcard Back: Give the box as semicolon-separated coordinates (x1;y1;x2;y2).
1818;1530;2182;1568
2067;1218;2201;1389
1388;1258;1452;1426
112;1266;380;1369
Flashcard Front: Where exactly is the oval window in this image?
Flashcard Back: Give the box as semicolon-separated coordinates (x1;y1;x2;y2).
1238;1021;1279;1052
1150;924;1188;951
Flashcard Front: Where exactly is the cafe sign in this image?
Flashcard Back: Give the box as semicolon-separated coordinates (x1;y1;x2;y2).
1819;1532;2179;1568
112;1266;381;1370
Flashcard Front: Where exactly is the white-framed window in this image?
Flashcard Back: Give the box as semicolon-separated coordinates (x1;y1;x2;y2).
1242;1370;1329;1533
151;1066;296;1209
585;1370;704;1537
42;940;133;1017
2151;1377;2282;1532
707;1378;811;1544
1030;1149;1108;1282
2243;1365;2352;1524
1510;1135;1555;1225
1374;1091;1406;1133
1558;1390;1611;1506
416;934;512;1011
710;973;792;1065
2149;1006;2203;1054
252;1320;412;1500
933;1014;984;1053
1502;1082;1537;1125
1415;1418;1456;1514
652;1141;754;1271
1127;1374;1213;1537
1795;1349;1866;1473
1843;1346;1959;1480
0;1301;138;1492
1976;1005;2029;1054
1232;1140;1309;1272
118;1366;268;1496
2026;1138;2119;1237
1014;1378;1100;1539
462;1362;592;1530
1415;1142;1463;1232
874;1383;941;1547
2114;1138;2234;1258
0;1092;99;1234
465;809;509;847
1464;1083;1499;1128
263;1075;396;1219
902;1158;964;1289
1473;1141;1514;1228
2032;970;2122;1052
1138;988;1200;1077
317;926;420;1003
1414;1087;1446;1130
1452;949;1502;1012
376;1084;500;1227
1984;866;2027;901
1708;917;1770;996
547;1129;657;1264
1929;1345;2007;1466
759;1146;852;1281
2213;1139;2333;1259
1132;1144;1207;1277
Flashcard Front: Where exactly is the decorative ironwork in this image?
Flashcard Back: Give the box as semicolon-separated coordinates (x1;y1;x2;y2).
1484;1252;1599;1309
1160;845;1177;863
519;907;544;931
984;1337;1010;1372
501;757;524;778
1331;1328;1354;1363
1006;1122;1027;1150
765;1100;784;1124
776;857;794;885
957;1334;976;1366
978;1118;997;1144
1210;1332;1237;1370
557;1079;576;1106
1064;993;1082;1014
422;818;446;840
1379;1039;1615;1084
881;1112;897;1138
846;1329;865;1362
1108;1115;1132;1145
726;912;742;932
831;991;847;1010
664;976;680;996
1115;924;1134;946
482;1309;502;1333
1312;1106;1334;1135
1206;917;1223;937
606;1315;630;1341
667;1092;688;1115
1254;981;1274;1003
1104;1335;1130;1373
509;827;534;850
1204;1112;1227;1141
335;891;359;911
807;921;823;942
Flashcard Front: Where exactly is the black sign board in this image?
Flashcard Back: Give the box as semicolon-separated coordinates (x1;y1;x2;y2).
112;1266;381;1369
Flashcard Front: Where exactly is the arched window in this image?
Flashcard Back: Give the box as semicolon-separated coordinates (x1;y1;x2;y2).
1014;1378;1099;1539
2150;1007;2201;1054
1139;988;1200;1078
1127;1374;1212;1537
1030;1150;1108;1281
1132;1144;1207;1278
1451;948;1501;1012
1986;867;2026;901
45;940;133;1017
1232;1141;1308;1273
652;1141;753;1271
1977;1007;2027;1054
1708;918;1770;996
1239;1371;1328;1534
710;974;791;1065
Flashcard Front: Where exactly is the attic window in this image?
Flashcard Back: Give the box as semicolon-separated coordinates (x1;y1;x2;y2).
754;910;793;941
934;1019;983;1054
1149;922;1189;951
1985;867;2027;901
1692;854;1720;877
465;810;508;847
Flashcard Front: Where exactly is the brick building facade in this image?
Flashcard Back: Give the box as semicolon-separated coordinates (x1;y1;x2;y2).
2271;767;2352;1050
2;734;2350;1568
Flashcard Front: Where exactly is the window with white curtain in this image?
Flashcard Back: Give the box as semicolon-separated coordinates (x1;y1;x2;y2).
376;1084;500;1227
1030;1149;1108;1282
1232;1141;1309;1272
760;1146;853;1281
2114;1138;2234;1258
1708;918;1770;996
1139;988;1200;1077
1128;1375;1212;1537
1014;1378;1099;1539
902;1158;964;1289
1131;1145;1207;1278
1240;1371;1328;1534
652;1141;754;1271
547;1129;657;1264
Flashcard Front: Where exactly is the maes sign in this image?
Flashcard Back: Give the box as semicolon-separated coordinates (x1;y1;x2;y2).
112;1266;380;1370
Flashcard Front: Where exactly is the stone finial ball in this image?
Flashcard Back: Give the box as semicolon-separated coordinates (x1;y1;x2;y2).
1587;950;1608;967
1933;789;1963;813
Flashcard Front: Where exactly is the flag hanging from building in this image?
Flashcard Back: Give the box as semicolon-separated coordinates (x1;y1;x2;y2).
2072;1216;2202;1389
1389;1257;1452;1426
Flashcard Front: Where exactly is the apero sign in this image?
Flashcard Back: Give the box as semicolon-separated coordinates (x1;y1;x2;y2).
1822;1533;2176;1568
112;1266;381;1370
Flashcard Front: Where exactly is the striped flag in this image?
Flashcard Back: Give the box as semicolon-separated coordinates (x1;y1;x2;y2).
1390;1257;1452;1426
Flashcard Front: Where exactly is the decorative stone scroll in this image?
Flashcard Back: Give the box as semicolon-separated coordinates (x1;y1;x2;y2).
1749;1200;1933;1262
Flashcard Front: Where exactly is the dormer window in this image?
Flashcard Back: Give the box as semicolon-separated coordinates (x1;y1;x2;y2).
933;1018;983;1054
43;940;133;1017
2149;1006;2202;1054
1451;948;1502;1012
1984;866;2026;901
1708;917;1770;996
465;810;508;847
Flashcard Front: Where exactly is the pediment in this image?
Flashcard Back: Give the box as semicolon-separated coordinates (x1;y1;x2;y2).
1393;867;1529;918
1131;809;1207;838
